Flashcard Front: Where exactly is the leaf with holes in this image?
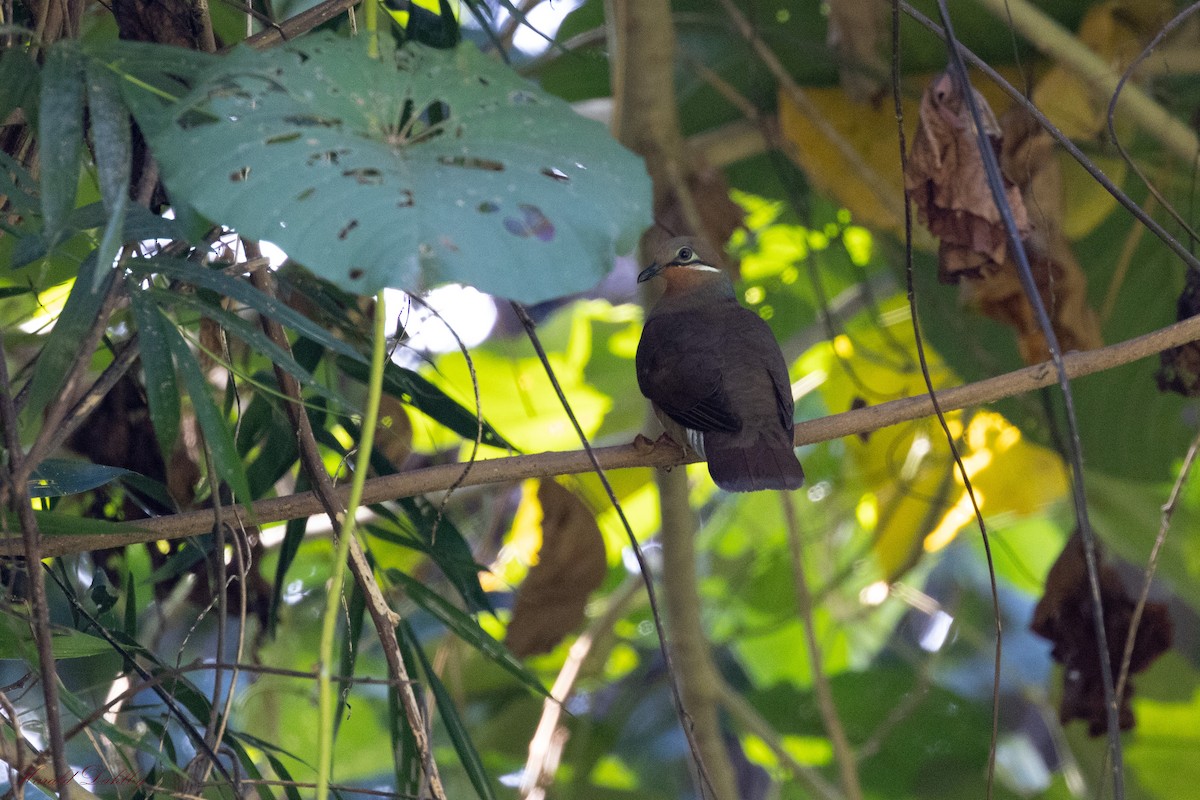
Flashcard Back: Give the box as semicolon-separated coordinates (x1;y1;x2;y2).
101;34;650;302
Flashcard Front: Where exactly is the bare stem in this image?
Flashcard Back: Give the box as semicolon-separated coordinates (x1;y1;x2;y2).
781;494;862;800
0;336;72;800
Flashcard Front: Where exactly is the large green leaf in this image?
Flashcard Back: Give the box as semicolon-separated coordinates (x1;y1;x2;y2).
103;33;650;302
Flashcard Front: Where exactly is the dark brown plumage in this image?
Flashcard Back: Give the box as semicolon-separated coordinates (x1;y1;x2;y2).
636;237;805;492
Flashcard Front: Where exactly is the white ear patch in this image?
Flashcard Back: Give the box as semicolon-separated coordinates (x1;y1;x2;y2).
680;263;721;273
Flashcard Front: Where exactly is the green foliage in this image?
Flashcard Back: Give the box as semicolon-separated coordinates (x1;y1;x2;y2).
3;3;1199;800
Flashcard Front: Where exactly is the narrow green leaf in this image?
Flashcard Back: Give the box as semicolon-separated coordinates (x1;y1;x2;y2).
240;390;300;497
388;569;548;698
398;496;491;613
157;287;358;413
129;282;181;460
119;469;179;513
28;458;133;498
0;615;111;660
157;303;254;504
261;750;304;800
400;621;497;800
21;251;113;423
58;687;189;777
145;540;208;587
220;733;280;800
334;581;366;739
38;44;85;246
133;258;369;364
0;508;140;537
339;355;512;449
86;60;132;287
388;637;421;797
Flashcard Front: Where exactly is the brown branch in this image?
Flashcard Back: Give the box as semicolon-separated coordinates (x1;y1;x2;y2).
0;337;72;800
8;311;1200;558
519;577;642;798
657;465;735;799
246;265;445;799
239;0;360;50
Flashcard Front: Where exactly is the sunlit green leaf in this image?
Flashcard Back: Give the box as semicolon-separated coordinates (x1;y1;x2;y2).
20;252;112;424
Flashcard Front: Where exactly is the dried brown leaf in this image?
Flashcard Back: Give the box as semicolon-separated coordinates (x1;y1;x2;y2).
905;72;1030;282
504;480;608;658
1031;532;1172;736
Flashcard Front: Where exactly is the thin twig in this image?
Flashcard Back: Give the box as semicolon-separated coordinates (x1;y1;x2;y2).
781;494;863;800
519;577;642;799
933;2;1123;793
973;0;1200;167
0;336;72;800
714;679;842;800
510;301;719;800
891;6;1002;795
247;264;446;799
1105;1;1200;247
403;294;484;544
1115;426;1200;702
9;309;1200;556
240;0;356;49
